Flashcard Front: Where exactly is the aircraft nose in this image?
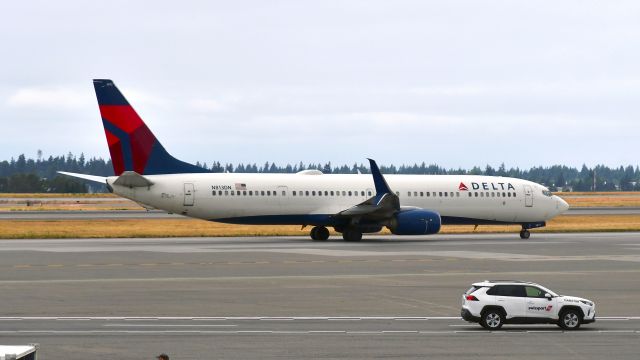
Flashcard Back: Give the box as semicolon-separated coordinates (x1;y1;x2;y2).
557;197;569;213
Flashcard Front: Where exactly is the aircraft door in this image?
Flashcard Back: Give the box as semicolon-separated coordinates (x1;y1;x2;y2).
184;183;195;206
524;185;533;207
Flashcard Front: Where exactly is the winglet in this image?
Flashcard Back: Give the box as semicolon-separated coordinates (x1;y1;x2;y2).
367;158;393;195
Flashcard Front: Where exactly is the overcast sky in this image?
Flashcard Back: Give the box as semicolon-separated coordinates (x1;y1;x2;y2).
1;1;639;169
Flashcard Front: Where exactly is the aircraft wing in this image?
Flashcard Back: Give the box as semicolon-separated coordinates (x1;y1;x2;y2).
335;159;400;221
57;171;107;184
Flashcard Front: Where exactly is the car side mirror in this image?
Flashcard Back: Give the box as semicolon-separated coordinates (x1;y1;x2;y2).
545;293;552;300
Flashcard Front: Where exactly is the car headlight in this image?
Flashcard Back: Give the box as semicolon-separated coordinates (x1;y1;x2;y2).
580;300;593;306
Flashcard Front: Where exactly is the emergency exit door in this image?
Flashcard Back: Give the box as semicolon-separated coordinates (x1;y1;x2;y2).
524;185;533;207
184;183;195;206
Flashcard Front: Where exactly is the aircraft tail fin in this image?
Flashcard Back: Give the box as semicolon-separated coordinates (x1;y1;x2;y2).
93;79;209;176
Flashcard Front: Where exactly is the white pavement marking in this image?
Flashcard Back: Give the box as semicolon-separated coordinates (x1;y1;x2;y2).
0;330;638;336
0;316;638;321
103;324;238;327
4;269;640;285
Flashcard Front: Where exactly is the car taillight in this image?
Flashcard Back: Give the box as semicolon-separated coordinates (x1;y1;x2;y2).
465;295;479;301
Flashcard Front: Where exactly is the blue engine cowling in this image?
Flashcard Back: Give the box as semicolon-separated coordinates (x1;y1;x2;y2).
390;208;441;235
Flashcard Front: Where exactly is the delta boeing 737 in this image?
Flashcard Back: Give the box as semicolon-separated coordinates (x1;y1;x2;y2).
60;79;569;241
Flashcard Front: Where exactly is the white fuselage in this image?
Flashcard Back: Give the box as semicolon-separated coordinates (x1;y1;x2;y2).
107;173;569;227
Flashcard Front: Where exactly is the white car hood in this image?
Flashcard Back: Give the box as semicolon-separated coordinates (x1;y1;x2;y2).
558;295;593;304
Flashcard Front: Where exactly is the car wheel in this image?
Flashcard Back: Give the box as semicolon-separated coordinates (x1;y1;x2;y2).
558;309;582;330
480;309;504;330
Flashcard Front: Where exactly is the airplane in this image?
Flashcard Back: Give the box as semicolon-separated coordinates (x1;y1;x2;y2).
60;79;570;241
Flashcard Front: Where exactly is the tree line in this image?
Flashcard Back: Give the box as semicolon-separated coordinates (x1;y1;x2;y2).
1;152;639;193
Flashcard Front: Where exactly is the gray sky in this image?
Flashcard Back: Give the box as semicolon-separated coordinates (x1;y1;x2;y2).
1;1;639;169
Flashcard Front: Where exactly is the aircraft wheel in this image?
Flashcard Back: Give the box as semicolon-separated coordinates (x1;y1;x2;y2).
342;229;362;242
311;226;329;241
519;229;530;239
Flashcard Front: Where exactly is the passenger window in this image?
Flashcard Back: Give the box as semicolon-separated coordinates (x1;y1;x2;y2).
282;191;286;196
224;191;228;196
413;191;417;197
491;192;494;197
231;191;235;196
502;192;506;197
427;192;430;197
243;191;247;196
513;193;516;197
468;193;472;197
525;286;546;298
487;285;525;297
219;191;222;196
249;191;253;196
444;192;448;197
496;192;500;197
361;191;365;196
480;192;484;197
342;191;347;196
312;191;316;196
348;191;352;196
305;191;309;196
407;192;411;197
439;192;443;197
292;191;296;196
318;191;323;196
508;192;511;197
450;192;454;197
420;192;424;197
456;192;459;197
267;191;271;196
331;191;334;196
474;192;478;197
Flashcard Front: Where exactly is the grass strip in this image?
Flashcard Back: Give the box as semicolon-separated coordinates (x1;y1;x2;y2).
1;215;640;239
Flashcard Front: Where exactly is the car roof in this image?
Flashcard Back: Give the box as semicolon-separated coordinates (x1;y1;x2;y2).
472;280;541;287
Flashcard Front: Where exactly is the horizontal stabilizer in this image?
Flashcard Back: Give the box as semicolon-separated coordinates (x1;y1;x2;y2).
57;171;107;184
112;171;154;187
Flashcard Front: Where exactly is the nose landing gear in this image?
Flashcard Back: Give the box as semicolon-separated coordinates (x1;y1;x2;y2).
519;228;530;239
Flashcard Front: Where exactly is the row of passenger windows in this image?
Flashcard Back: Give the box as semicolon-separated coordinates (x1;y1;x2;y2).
406;191;517;198
212;190;372;197
211;190;517;198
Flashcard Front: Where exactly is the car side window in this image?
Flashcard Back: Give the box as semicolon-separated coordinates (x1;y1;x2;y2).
525;286;546;298
487;285;525;297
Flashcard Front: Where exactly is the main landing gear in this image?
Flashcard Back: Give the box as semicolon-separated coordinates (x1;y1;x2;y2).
310;226;330;241
519;228;531;239
342;228;362;242
309;226;363;241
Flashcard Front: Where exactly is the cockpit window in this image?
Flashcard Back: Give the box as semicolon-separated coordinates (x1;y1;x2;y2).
542;189;552;197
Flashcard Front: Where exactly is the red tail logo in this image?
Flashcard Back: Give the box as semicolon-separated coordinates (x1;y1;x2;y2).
458;182;468;191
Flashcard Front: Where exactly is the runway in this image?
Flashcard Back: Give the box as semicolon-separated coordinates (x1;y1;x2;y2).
2;207;640;220
1;232;639;359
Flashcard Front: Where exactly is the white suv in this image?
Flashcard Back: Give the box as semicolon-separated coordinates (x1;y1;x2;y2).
461;280;596;330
